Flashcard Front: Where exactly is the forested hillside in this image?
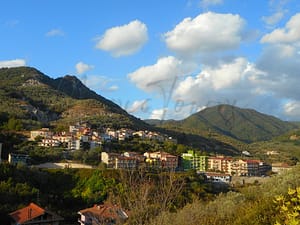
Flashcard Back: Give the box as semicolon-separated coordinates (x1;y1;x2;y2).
156;104;297;143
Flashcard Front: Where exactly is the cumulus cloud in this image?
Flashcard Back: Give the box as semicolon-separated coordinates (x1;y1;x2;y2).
75;62;94;74
128;56;192;93
164;12;245;56
46;29;65;37
261;13;300;43
172;57;268;114
201;57;249;90
96;20;148;57
0;59;26;68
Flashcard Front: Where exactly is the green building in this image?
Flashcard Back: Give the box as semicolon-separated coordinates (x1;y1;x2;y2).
182;150;208;171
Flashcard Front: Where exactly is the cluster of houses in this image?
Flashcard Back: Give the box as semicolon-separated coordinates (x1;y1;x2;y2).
101;151;179;171
30;123;172;150
6;202;128;225
100;150;273;178
29;123;273;178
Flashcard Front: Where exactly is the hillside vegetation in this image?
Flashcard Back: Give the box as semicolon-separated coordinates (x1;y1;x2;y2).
157;104;297;143
0;67;149;130
150;165;300;225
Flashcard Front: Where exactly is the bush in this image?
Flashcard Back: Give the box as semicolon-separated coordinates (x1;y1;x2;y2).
274;187;300;225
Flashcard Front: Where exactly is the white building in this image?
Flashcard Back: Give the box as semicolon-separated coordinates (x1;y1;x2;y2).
68;139;81;150
38;139;61;147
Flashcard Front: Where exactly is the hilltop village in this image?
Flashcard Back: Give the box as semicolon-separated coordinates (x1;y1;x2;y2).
3;121;286;182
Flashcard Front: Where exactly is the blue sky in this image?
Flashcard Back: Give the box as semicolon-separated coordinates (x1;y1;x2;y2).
1;0;300;121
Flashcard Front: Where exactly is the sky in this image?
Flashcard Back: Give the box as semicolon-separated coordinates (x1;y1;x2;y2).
1;0;300;121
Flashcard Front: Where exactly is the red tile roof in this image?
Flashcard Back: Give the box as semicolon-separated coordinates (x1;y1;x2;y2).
79;203;128;221
9;203;45;224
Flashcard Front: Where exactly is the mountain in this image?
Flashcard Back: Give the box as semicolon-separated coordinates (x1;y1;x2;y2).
0;66;148;129
0;67;242;155
156;104;297;143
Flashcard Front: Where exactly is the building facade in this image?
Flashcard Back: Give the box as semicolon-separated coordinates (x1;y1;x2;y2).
144;151;178;171
182;150;208;171
208;156;232;173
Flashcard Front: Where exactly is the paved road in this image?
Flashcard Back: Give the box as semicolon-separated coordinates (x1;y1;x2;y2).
34;162;93;169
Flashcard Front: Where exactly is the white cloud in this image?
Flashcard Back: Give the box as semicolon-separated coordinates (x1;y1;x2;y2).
164;12;245;56
128;56;191;93
150;108;168;120
96;20;148;57
283;101;300;119
149;104;205;120
199;0;223;8
107;85;119;91
202;57;249;90
261;13;300;43
0;59;26;68
46;29;65;37
172;57;267;113
256;13;300;107
262;11;285;26
75;62;94;74
127;100;150;114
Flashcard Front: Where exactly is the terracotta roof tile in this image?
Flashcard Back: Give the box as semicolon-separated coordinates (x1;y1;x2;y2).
9;203;45;224
79;204;128;221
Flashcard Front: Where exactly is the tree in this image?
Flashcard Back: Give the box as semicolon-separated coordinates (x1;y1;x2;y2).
3;117;23;131
109;169;185;225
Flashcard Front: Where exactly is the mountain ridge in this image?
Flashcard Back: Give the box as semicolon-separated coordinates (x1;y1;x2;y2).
150;104;297;143
0;66;148;129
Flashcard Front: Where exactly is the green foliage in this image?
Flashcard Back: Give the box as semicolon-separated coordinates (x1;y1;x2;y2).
274;187;300;225
72;169;115;204
2;117;23;131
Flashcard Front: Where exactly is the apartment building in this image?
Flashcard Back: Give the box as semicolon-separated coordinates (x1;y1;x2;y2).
144;151;178;171
182;150;208;171
208;156;232;173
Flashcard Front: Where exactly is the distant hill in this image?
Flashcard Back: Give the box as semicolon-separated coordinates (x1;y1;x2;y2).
156;104;297;143
0;66;148;129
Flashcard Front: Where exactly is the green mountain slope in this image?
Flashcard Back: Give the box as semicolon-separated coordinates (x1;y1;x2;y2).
0;66;148;129
159;104;297;143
